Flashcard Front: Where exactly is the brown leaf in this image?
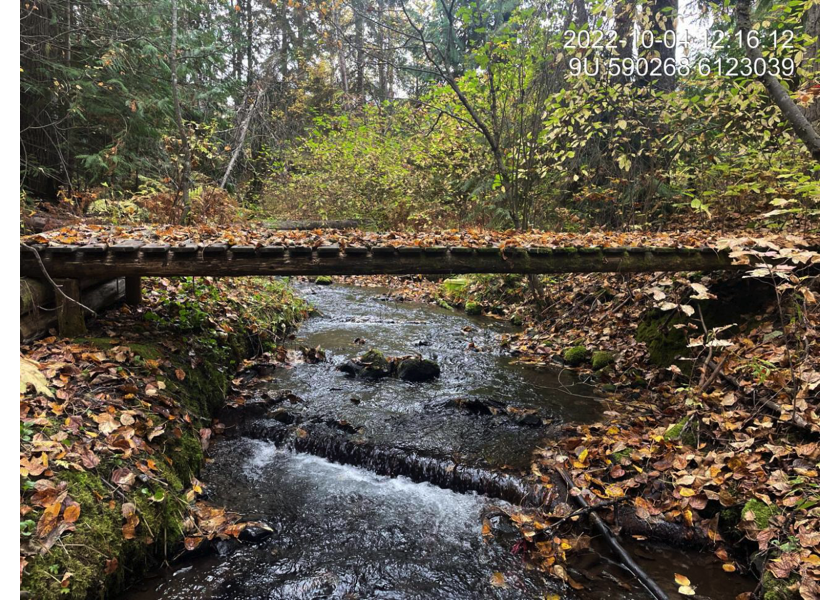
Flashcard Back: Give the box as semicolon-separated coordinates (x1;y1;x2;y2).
800;575;820;600
111;467;136;489
104;557;119;575
63;502;81;524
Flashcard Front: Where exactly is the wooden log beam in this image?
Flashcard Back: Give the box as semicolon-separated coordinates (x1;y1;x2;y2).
20;277;112;316
21;278;126;343
20;245;759;279
55;279;86;338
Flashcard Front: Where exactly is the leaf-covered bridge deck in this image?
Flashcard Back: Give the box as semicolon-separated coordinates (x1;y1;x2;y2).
21;225;817;278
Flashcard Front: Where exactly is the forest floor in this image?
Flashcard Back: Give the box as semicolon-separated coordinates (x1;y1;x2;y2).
339;260;820;600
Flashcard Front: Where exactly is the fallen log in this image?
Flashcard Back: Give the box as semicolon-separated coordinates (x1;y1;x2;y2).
20;277;111;316
20;278;126;343
614;505;711;548
558;470;669;600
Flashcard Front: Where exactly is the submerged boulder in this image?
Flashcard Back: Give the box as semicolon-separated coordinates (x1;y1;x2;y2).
338;349;440;382
338;349;392;379
395;358;441;382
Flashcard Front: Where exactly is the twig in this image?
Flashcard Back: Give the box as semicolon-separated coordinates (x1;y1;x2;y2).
558;469;669;600
20;243;97;316
698;352;729;393
543;497;627;532
712;360;814;432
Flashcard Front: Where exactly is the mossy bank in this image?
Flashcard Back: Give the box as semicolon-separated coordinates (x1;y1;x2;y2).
20;278;309;600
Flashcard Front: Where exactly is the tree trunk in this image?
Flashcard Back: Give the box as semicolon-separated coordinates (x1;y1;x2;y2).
20;0;63;200
735;0;819;160
640;0;677;91
353;0;365;100
170;0;192;223
803;2;820;129
220;86;266;190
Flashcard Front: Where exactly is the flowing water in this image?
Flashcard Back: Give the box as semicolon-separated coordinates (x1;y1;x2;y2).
122;283;755;600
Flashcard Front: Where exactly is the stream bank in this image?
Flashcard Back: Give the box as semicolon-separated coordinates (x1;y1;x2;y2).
20;277;309;600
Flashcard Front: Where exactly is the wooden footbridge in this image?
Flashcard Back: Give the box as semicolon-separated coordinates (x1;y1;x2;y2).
20;225;815;337
21;240;745;279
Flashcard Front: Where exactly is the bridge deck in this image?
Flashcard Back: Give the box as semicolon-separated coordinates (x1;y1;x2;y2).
20;226;816;278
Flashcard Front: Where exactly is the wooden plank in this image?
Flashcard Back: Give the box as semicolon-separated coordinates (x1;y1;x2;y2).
141;244;170;254
230;245;257;256
47;245;76;255
111;240;143;254
288;246;313;256
203;243;229;254
258;245;285;256
79;244;108;254
172;243;199;254
55;279;86;337
371;246;396;255
317;245;341;257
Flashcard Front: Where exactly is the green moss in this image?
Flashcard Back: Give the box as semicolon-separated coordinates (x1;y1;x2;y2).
563;346;588;366
761;570;798;600
592;351;615;370
442;277;470;303
663;416;697;446
609;448;632;464
128;343;163;360
435;298;454;311
510;313;523;326
742;498;779;530
464;301;481;315
314;276;333;285
664;417;689;441
635;310;688;367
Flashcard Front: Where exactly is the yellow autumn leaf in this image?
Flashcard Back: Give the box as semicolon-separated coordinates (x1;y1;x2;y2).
674;574;691;586
722;563;736;572
678;585;696;596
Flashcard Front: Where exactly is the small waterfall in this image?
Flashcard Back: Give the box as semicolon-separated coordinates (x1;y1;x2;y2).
242;419;563;508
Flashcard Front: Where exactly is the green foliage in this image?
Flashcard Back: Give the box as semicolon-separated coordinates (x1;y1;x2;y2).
266;102;492;228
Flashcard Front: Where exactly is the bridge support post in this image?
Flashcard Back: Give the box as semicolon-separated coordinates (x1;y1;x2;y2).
55;279;86;338
125;276;142;306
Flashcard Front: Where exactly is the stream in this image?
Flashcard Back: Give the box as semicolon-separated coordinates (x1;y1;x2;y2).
122;283;755;600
